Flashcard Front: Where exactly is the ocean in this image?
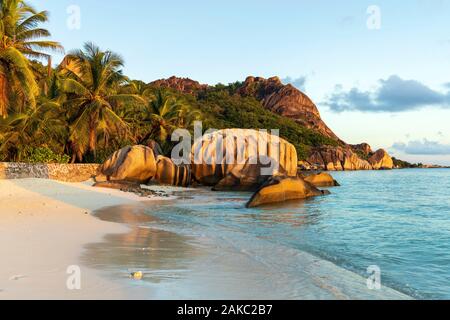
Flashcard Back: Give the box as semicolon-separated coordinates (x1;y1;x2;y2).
83;169;450;299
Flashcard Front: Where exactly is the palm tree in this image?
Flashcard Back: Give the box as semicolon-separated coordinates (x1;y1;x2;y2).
121;79;150;96
61;42;144;162
0;0;63;118
0;100;67;161
138;90;201;145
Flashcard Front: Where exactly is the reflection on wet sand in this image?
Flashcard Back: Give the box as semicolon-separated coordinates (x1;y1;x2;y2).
81;204;203;284
79;192;410;300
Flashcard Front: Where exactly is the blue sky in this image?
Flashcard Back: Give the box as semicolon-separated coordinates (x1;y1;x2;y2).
31;0;450;165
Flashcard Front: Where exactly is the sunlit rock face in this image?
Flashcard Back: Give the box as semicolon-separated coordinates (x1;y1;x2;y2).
154;156;191;187
149;76;208;94
191;129;298;186
306;146;373;171
237;76;340;141
304;172;340;187
369;149;394;170
350;143;373;157
246;176;328;208
212;156;284;192
99;145;157;183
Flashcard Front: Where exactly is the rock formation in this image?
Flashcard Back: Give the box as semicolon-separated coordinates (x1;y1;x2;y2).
192;129;298;186
369;149;394;170
212;156;283;192
154;155;192;187
304;172;340;187
147;76;398;171
234;77;399;170
304;146;394;171
246;176;329;208
99;145;157;183
150;76;208;94
147;140;163;157
350;143;373;157
306;146;373;171
236;76;341;141
93;180;168;198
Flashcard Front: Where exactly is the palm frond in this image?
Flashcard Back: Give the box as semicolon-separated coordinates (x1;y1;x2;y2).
60;78;90;96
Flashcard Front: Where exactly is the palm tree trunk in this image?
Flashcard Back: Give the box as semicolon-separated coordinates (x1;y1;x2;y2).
47;56;52;77
43;56;52;96
88;126;97;160
0;71;9;119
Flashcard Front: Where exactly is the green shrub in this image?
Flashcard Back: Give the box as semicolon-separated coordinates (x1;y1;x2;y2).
23;147;70;164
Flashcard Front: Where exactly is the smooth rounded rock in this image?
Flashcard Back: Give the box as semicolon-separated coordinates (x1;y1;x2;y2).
192;129;298;186
99;145;157;183
246;176;329;208
304;172;340;187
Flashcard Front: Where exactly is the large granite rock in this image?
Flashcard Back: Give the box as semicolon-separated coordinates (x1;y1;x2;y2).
369;149;394;170
212;156;282;191
147;140;163;157
236;76;340;141
99;145;157;183
154;156;191;187
246;176;329;208
306;146;373;171
304;172;340;187
192;129;298;186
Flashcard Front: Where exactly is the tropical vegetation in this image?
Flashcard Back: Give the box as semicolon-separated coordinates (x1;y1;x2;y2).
0;0;338;164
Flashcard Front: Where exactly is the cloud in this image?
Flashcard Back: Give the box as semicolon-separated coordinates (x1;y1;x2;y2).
392;139;450;155
282;76;307;91
323;75;450;112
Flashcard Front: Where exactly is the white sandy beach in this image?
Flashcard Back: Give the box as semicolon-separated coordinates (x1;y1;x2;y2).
0;178;164;300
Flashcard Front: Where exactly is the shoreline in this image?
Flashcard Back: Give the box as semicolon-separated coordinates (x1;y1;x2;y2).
85;200;412;300
0;177;413;300
0;178;169;299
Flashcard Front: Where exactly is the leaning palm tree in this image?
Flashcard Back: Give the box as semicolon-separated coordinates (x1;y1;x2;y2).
61;42;144;161
0;0;63;118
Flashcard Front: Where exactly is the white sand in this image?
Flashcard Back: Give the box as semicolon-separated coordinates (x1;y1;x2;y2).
0;178;164;300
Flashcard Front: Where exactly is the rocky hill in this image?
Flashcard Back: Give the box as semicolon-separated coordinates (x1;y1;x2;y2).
147;76;394;171
236;76;341;142
150;76;207;94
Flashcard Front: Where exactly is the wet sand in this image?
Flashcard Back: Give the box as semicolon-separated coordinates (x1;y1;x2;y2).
83;203;412;300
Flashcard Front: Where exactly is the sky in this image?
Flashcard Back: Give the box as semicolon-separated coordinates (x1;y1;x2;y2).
30;0;450;165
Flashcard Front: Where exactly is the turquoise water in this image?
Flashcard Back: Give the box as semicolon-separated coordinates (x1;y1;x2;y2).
141;169;450;299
